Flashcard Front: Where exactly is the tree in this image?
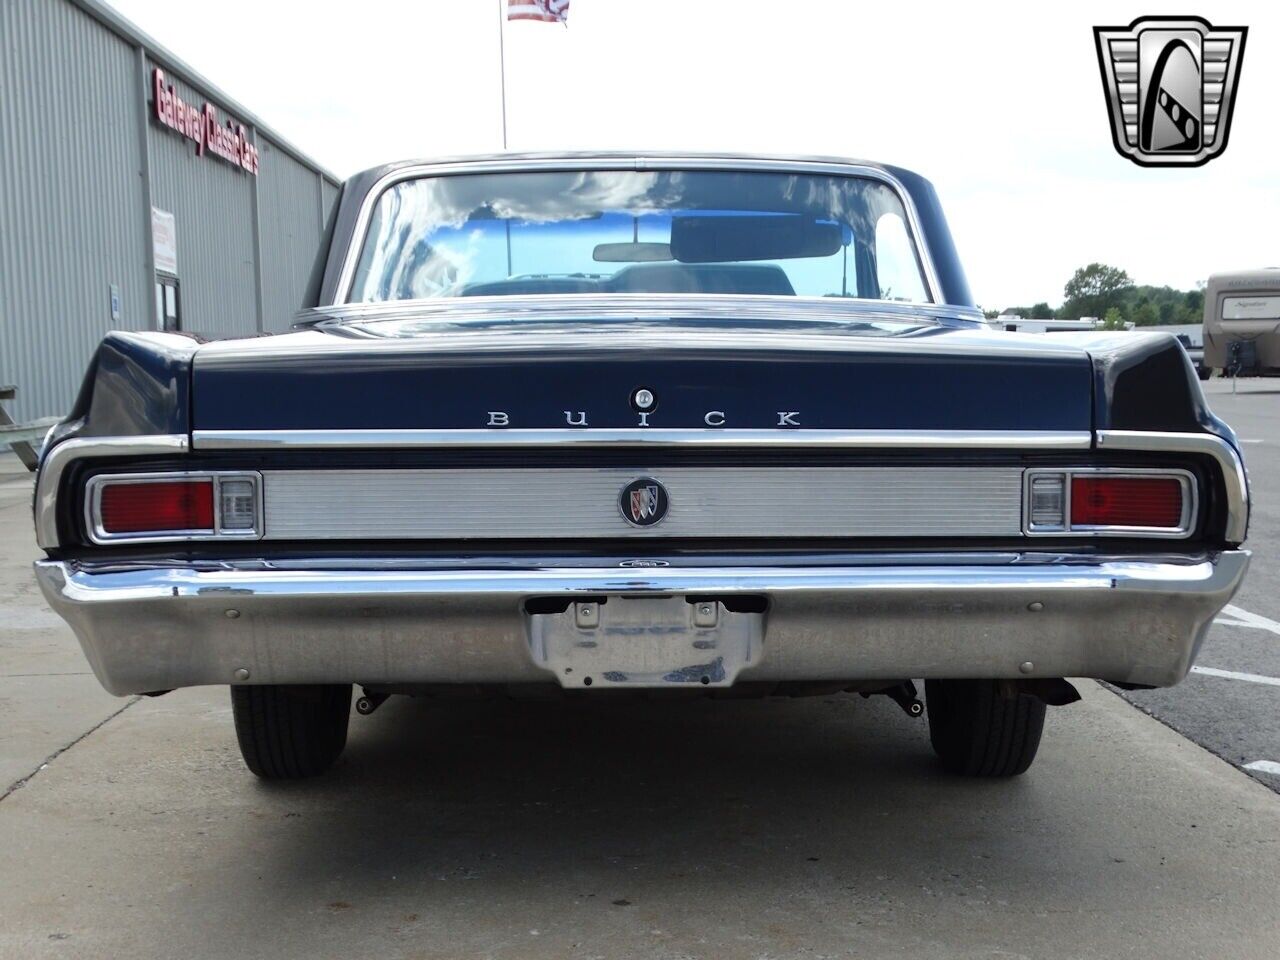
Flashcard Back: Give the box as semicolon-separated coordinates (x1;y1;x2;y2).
997;302;1055;319
1132;302;1158;326
1101;307;1127;330
1062;263;1134;319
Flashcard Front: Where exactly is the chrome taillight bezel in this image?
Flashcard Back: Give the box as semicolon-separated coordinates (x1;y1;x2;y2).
85;471;264;544
1021;467;1197;538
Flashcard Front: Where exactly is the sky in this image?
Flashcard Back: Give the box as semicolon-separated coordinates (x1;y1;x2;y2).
106;0;1280;311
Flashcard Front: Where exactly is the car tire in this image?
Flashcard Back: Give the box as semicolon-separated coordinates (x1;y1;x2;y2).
231;684;352;779
1197;367;1211;381
924;679;1045;777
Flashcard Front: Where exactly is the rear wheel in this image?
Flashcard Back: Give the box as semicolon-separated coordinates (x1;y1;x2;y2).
925;679;1045;777
231;684;352;779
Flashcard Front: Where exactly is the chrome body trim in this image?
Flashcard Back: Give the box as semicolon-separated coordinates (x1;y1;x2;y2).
35;550;1250;695
1095;430;1249;543
34;435;189;549
1021;467;1197;538
85;471;264;545
259;466;1024;540
39;430;1248;548
298;293;988;331
332;155;947;309
194;428;1095;451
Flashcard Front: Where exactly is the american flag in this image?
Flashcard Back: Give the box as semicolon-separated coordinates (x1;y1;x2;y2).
507;0;569;24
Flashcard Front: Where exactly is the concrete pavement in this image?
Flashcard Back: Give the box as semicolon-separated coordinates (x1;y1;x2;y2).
1119;379;1280;792
2;679;1279;959
2;422;1279;958
0;454;129;795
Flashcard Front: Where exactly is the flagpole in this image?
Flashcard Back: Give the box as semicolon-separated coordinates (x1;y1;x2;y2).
496;0;509;150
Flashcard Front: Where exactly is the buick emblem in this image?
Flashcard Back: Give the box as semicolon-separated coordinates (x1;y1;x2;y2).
1094;16;1247;167
619;477;669;527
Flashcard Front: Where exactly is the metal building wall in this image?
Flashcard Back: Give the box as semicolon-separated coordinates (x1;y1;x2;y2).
258;143;324;332
0;0;341;424
321;180;340;217
0;0;150;424
144;59;259;339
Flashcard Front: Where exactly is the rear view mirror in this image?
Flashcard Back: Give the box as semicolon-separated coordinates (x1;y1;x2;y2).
592;242;673;262
670;216;842;263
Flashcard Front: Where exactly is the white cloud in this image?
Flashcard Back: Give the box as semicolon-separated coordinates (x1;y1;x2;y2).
106;0;1280;309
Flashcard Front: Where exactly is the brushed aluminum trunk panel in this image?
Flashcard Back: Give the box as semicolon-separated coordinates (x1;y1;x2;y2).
260;466;1023;539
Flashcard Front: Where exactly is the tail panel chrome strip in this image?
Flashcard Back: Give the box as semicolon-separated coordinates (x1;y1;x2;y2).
33;429;1249;548
194;429;1094;451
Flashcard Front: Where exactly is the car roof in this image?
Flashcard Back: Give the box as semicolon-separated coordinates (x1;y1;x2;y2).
308;152;976;310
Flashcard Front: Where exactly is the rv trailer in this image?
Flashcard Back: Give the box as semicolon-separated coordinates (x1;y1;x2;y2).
1204;269;1280;376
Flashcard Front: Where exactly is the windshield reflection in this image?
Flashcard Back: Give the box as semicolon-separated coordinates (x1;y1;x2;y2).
348;171;931;306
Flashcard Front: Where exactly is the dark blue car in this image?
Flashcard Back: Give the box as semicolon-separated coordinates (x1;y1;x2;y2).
33;153;1250;780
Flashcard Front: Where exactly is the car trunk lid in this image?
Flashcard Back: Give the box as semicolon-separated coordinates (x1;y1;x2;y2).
191;311;1094;433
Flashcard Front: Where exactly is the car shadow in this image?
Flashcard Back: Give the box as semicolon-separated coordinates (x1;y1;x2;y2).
242;693;1054;899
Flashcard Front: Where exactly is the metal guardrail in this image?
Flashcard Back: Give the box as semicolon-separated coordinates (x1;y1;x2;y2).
0;386;54;472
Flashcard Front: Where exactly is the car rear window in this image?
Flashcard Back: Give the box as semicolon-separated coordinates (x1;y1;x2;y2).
347;169;931;306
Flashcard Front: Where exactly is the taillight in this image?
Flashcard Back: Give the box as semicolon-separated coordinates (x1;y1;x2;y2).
1070;476;1183;528
100;480;214;533
87;472;261;543
1023;470;1193;536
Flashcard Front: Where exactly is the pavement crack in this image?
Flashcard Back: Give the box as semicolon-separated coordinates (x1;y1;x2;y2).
1;671;93;678
0;696;140;803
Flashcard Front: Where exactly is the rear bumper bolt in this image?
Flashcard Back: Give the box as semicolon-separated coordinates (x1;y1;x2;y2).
693;602;718;627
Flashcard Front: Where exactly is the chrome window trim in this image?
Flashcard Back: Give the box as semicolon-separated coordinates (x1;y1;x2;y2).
34;435;189;549
332;156;946;309
1095;430;1249;543
299;292;988;332
84;471;264;546
1021;467;1197;538
192;428;1095;452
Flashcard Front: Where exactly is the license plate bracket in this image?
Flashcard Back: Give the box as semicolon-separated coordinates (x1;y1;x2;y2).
527;596;763;688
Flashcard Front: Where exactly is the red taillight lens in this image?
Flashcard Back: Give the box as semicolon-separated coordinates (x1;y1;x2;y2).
99;480;215;534
1070;476;1183;528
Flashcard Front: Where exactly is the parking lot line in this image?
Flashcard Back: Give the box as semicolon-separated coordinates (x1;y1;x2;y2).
1213;604;1280;635
1190;665;1280;687
1244;760;1280;777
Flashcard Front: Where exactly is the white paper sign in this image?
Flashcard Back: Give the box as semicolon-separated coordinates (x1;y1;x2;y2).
151;207;177;275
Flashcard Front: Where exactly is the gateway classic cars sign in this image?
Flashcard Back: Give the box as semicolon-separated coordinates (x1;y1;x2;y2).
151;69;260;176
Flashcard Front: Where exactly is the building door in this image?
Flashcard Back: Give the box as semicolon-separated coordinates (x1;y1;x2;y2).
155;276;181;331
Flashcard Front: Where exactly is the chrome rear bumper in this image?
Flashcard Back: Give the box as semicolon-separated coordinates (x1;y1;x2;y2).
34;551;1249;696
